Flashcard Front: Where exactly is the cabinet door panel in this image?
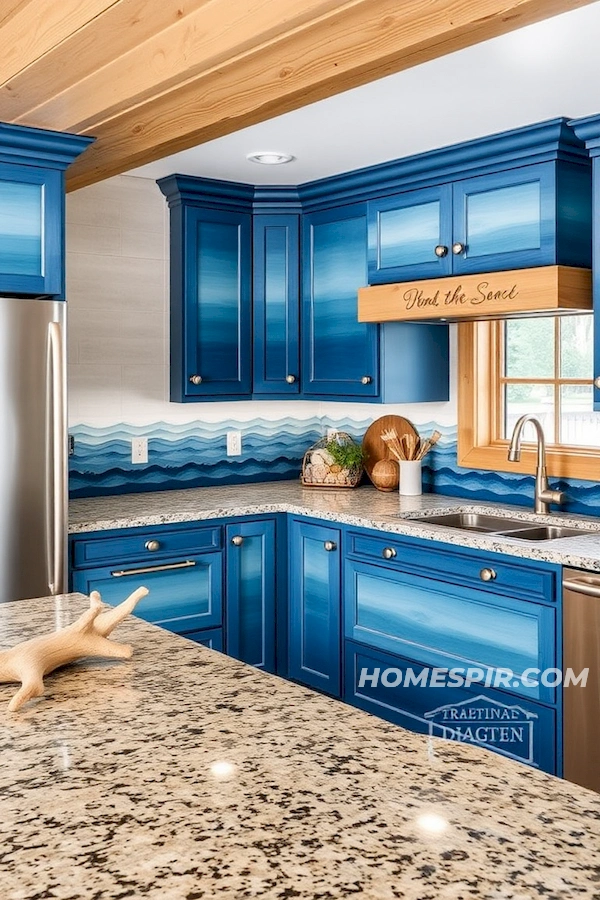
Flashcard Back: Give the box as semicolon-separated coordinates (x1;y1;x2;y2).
345;559;556;703
0;163;62;296
253;215;300;395
452;165;554;274
368;185;452;283
226;519;276;671
183;206;251;397
302;204;378;397
72;552;222;635
289;519;341;695
345;641;556;774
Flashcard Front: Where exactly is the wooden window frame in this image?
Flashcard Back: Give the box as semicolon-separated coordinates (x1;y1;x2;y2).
457;321;600;481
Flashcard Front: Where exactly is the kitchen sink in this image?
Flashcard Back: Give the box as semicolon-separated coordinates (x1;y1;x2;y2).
406;512;592;541
497;525;586;541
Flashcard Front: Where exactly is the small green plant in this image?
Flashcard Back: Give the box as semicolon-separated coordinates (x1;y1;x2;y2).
325;435;364;470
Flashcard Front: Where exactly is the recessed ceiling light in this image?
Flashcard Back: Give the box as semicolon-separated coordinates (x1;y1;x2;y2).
246;151;295;165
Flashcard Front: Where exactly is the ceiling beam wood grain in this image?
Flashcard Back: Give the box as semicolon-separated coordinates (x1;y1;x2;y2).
0;0;593;189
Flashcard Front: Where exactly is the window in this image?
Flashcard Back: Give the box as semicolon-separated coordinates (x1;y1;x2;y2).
458;315;600;481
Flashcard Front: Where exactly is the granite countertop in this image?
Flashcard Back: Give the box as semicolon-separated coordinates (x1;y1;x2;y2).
2;593;600;899
70;480;600;571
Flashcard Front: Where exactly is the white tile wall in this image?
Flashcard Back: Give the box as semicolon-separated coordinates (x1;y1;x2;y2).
66;174;458;431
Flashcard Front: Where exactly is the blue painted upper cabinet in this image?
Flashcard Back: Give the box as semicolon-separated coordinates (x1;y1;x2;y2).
253;214;300;396
302;203;379;398
570;114;600;411
368;185;453;284
368;119;591;285
226;518;276;672
288;517;342;697
0;124;92;298
158;176;253;401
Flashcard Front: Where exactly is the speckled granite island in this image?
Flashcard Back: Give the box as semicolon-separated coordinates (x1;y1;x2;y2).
1;593;600;899
71;480;600;570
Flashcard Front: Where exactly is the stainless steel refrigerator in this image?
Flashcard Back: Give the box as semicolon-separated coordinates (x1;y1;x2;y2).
0;297;67;603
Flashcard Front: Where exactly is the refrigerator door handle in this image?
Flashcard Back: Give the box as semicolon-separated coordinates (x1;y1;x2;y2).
46;321;66;595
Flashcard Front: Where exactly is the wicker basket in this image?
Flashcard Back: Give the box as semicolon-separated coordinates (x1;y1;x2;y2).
301;432;363;489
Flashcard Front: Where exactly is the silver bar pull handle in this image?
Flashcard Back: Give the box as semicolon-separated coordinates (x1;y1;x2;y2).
111;560;196;578
563;577;600;598
45;321;67;596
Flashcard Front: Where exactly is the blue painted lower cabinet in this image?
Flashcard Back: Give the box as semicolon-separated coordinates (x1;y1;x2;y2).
184;627;223;651
288;518;342;696
344;641;556;774
71;550;223;636
225;519;276;672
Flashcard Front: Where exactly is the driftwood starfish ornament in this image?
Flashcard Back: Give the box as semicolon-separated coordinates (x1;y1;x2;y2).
0;587;148;711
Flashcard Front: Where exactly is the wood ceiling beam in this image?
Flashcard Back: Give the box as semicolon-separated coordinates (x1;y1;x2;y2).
0;0;121;86
0;0;593;190
2;0;347;129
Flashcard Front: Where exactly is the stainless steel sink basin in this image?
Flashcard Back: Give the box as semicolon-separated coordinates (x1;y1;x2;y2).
408;513;531;533
497;526;585;541
406;512;592;541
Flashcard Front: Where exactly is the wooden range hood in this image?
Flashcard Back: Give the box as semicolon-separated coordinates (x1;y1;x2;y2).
358;266;592;324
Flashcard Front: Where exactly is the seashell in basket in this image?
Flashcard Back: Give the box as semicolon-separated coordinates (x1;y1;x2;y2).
310;448;335;467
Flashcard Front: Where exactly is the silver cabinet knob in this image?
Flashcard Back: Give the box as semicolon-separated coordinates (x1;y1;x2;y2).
189;374;203;385
285;374;297;384
361;376;373;385
480;567;497;582
434;245;448;258
382;547;397;560
452;242;466;255
231;535;244;547
324;540;337;552
145;540;161;552
594;377;600;390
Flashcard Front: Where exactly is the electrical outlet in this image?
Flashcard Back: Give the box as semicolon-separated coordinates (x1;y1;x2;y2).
327;428;338;441
131;436;148;464
227;430;242;456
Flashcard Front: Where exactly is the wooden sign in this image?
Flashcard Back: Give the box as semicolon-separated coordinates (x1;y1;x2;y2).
358;266;592;323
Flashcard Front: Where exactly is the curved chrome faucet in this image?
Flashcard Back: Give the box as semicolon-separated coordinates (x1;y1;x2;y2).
507;415;565;514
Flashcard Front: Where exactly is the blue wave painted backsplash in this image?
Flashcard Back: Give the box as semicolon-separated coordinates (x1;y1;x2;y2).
69;419;600;517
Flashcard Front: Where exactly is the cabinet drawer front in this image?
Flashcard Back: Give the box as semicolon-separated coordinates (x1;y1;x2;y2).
73;526;222;568
345;641;556;774
347;532;557;604
345;559;556;703
183;627;223;651
71;551;222;634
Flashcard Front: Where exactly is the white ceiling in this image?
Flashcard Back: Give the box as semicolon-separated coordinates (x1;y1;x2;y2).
130;2;600;186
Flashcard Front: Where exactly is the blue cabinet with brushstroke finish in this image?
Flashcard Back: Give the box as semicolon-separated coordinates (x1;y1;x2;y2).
253;215;300;396
0;124;93;298
288;517;342;696
344;641;556;775
302;203;450;402
226;518;276;672
158;175;253;401
72;550;223;636
369;162;592;285
569;114;600;411
342;527;562;775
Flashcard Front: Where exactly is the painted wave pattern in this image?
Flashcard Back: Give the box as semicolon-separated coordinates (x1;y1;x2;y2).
69;419;600;516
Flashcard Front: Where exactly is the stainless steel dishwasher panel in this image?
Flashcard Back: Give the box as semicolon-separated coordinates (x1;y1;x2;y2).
563;569;600;793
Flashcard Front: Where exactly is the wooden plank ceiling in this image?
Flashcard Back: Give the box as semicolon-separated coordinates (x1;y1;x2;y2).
0;0;593;190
